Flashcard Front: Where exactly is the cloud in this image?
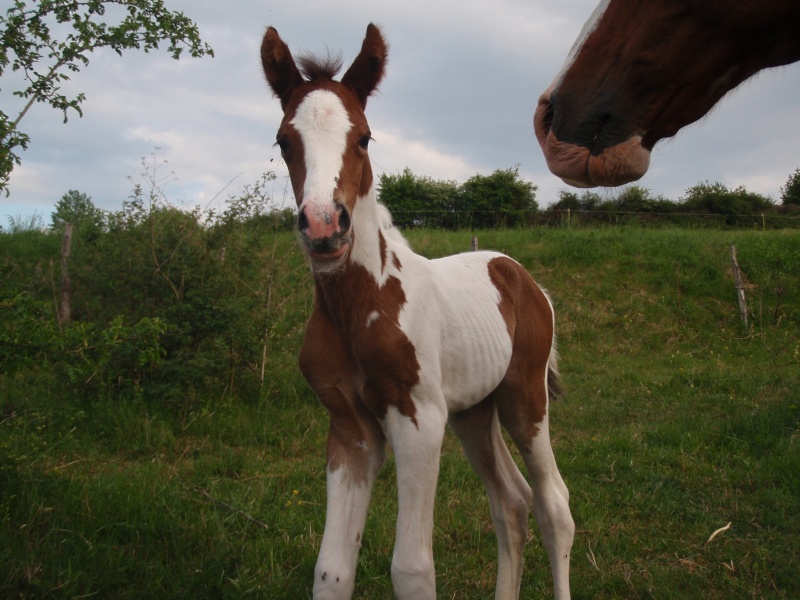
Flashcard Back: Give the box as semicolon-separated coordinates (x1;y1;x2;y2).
3;0;799;225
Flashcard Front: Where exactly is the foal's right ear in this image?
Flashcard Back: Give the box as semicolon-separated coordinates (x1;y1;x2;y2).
261;27;304;110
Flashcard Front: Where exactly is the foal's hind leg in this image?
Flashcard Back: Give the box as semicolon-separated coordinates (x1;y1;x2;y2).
496;380;574;600
449;397;533;600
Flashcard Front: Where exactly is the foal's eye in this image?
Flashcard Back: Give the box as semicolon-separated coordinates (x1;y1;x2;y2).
358;135;371;150
276;138;289;154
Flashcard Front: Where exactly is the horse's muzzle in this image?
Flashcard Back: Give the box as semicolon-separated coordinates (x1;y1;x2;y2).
534;91;651;188
297;202;352;261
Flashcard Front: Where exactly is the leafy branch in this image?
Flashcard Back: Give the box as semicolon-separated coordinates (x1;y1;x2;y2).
0;0;214;192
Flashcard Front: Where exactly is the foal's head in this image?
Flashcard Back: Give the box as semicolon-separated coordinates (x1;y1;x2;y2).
261;25;388;270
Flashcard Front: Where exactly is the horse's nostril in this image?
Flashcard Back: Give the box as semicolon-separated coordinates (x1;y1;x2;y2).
297;206;310;232
337;204;351;234
540;99;555;132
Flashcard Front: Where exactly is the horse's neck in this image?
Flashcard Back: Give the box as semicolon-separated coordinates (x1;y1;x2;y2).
313;190;415;322
348;190;411;282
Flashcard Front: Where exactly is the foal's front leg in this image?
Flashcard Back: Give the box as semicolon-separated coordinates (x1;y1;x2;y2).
301;319;386;600
313;407;386;600
384;400;448;600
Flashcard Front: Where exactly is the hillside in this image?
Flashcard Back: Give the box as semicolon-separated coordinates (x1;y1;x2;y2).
1;226;799;598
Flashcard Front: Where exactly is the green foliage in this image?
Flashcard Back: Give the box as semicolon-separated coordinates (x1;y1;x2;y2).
1;162;307;411
780;168;800;206
604;185;673;213
0;290;166;396
378;166;537;229
0;0;214;191
456;167;538;228
680;181;774;222
546;181;793;228
50;189;105;239
377;168;459;228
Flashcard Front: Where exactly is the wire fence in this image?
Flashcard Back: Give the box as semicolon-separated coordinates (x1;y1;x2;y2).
385;208;800;230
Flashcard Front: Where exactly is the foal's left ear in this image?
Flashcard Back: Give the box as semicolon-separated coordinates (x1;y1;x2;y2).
342;23;388;109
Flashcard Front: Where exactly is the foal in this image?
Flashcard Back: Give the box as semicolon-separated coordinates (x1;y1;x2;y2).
261;24;574;600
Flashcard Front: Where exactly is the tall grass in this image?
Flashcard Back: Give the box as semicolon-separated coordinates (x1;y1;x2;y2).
2;227;798;598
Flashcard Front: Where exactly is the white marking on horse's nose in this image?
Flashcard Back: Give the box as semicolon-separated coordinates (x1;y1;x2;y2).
291;90;352;219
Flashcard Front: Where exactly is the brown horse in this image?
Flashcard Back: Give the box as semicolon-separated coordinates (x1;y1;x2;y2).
261;24;574;600
535;0;800;188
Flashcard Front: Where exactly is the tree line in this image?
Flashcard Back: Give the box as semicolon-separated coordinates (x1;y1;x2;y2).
378;167;800;229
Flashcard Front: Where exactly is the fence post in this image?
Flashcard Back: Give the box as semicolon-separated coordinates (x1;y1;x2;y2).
729;244;748;327
59;223;73;326
470;236;479;251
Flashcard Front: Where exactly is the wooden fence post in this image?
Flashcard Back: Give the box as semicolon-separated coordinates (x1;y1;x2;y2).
59;223;73;325
729;244;747;327
471;236;479;251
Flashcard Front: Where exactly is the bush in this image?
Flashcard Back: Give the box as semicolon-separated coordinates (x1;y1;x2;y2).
780;168;800;206
378;166;538;229
378;168;459;228
679;181;774;223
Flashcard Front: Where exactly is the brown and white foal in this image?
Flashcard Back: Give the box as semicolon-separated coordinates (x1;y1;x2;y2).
261;24;574;600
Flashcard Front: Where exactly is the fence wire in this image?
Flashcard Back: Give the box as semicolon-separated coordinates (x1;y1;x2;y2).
385;208;800;230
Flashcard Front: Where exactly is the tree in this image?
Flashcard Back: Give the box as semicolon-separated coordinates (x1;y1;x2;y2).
606;185;675;214
456;167;538;228
679;181;773;215
0;0;214;192
780;168;800;206
549;189;603;212
51;189;105;233
378;168;459;228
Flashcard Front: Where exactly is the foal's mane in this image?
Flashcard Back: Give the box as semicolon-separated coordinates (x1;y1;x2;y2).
297;51;344;82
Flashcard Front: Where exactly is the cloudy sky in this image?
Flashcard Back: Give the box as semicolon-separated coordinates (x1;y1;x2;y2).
3;0;800;227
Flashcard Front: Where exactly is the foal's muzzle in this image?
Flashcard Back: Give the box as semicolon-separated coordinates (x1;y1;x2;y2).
297;202;352;260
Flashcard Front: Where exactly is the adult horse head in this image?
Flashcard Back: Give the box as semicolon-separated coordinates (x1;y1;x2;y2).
535;0;800;188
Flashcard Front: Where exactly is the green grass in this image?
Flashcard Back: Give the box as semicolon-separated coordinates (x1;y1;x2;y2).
2;227;799;598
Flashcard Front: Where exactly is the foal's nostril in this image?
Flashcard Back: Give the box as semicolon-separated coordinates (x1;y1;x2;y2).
337;204;351;234
297;206;310;232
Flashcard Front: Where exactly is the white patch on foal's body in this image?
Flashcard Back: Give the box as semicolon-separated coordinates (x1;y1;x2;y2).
349;199;407;287
291;90;352;218
400;251;514;414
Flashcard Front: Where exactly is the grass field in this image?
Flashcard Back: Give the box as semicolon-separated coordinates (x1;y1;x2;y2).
2;227;799;598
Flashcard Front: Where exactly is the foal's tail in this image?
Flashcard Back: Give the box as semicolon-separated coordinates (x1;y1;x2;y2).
541;286;564;403
547;336;565;402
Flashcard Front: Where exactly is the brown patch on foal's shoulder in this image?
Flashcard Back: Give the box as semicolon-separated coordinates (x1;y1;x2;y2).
314;263;420;428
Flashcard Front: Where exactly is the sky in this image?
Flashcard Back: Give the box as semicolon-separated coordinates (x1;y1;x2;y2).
3;0;800;228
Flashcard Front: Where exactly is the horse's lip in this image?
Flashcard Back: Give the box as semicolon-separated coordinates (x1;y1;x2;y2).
305;239;350;261
538;127;650;187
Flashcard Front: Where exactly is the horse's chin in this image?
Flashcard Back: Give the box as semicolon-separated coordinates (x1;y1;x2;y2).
540;133;651;188
305;241;350;273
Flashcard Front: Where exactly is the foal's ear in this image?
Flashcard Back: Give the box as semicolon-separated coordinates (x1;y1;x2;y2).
342;23;388;108
261;26;304;110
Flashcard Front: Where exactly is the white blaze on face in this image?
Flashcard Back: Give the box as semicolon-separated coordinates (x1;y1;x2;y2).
290;90;353;222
